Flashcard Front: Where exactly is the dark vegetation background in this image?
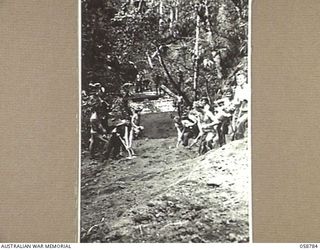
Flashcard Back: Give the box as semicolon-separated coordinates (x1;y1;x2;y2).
81;0;248;145
80;0;250;243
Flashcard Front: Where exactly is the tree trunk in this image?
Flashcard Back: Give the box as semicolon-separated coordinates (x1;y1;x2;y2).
128;0;133;8
137;0;143;13
159;0;163;15
204;0;214;45
175;0;179;21
169;7;174;35
204;0;223;80
205;79;213;105
193;8;200;101
158;0;165;33
146;52;153;69
212;50;223;79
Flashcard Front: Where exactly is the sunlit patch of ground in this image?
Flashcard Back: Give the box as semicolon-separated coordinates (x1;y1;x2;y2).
81;137;249;243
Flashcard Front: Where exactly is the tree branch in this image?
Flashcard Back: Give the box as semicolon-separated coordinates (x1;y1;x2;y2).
157;47;192;106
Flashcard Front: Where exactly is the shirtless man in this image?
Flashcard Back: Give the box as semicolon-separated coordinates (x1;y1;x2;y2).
214;102;233;146
104;119;133;160
131;108;144;139
232;71;249;140
89;106;108;158
189;101;220;154
174;113;199;148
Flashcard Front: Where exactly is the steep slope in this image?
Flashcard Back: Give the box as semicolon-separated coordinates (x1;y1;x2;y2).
81;137;249;243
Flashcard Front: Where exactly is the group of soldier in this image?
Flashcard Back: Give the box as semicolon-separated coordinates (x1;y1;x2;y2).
82;82;144;162
83;69;248;161
173;70;249;154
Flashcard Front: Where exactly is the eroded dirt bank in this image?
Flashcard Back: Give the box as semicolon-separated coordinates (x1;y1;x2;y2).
81;138;249;243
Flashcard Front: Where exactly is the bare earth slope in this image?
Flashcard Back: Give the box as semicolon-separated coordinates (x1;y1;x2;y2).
81;138;249;243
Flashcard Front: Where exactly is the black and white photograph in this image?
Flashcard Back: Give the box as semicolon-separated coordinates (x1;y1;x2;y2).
81;0;250;243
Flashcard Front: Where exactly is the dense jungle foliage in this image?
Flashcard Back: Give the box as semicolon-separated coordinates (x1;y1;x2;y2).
82;0;248;104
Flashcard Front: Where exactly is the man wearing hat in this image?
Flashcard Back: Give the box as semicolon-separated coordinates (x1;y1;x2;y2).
131;107;144;139
103;118;133;161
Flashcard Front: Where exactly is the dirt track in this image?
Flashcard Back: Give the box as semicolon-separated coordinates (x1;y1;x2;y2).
81;137;249;243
